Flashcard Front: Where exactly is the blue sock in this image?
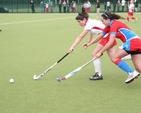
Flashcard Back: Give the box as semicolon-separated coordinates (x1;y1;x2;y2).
117;60;134;73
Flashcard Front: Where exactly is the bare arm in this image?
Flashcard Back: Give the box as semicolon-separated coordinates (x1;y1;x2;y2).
88;33;104;45
68;30;89;53
82;33;104;49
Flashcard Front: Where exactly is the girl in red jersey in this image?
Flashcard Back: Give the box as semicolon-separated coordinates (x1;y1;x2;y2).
85;11;141;84
126;0;137;22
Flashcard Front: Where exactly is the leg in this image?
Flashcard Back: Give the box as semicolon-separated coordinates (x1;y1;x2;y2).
107;46;131;61
111;49;133;72
90;34;117;80
126;14;130;22
112;49;139;83
89;44;104;80
130;15;135;20
107;46;116;60
132;54;141;72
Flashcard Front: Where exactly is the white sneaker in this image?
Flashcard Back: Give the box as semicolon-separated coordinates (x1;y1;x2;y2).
125;71;140;84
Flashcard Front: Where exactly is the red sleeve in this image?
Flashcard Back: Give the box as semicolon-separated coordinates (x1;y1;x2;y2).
103;27;110;33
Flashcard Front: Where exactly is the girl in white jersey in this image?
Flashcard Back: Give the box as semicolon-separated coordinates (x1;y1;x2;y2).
68;7;118;80
126;0;137;22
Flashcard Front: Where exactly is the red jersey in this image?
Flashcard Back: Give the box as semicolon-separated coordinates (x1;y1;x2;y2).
102;20;139;42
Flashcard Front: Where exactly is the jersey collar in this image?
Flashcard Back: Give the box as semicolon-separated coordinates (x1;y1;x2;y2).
84;19;88;26
110;20;114;26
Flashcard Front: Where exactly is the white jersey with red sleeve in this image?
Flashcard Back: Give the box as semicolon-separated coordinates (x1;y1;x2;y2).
84;18;105;35
128;3;134;12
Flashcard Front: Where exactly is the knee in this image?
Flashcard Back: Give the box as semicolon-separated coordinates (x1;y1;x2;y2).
110;57;115;63
92;51;97;57
110;55;119;64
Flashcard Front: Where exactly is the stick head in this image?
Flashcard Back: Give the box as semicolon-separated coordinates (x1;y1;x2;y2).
56;76;62;82
33;75;39;80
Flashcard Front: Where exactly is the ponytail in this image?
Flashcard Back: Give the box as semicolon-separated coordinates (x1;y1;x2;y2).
101;11;125;20
76;7;89;20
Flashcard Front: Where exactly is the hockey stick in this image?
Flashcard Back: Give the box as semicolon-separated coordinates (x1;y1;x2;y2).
33;53;69;80
56;57;96;82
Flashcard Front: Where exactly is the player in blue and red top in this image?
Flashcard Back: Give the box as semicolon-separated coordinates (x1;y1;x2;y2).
86;11;141;84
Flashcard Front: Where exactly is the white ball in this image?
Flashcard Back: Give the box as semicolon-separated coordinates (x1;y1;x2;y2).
9;79;14;83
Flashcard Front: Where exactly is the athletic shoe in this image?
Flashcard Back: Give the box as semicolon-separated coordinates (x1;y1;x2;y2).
125;71;140;84
89;72;103;80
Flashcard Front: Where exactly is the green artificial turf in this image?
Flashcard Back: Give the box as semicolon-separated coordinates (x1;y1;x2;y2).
0;13;141;113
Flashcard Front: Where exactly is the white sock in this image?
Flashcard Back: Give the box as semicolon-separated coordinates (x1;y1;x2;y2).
93;58;102;76
121;54;131;61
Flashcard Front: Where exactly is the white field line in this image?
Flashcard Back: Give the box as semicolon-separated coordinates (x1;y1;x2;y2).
0;16;74;26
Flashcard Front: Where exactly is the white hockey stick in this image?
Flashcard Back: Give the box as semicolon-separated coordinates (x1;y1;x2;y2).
56;58;96;82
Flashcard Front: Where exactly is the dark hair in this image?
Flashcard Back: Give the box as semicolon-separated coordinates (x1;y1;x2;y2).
101;11;125;20
75;7;89;20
